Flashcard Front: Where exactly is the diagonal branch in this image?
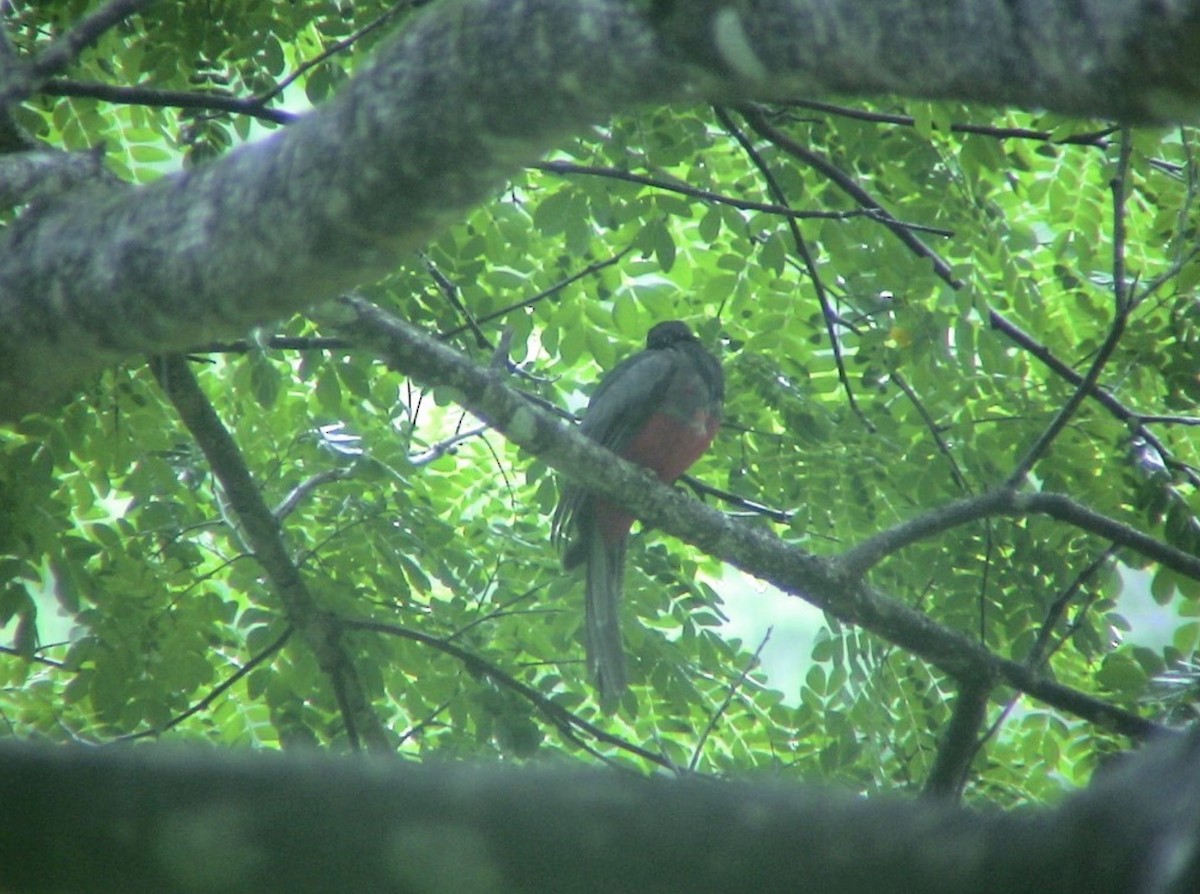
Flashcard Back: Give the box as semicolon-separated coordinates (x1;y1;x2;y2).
1005;130;1134;487
342;618;674;770
43;79;298;125
336;296;1165;741
780;99;1117;146
739;104;961;289
531;160;949;229
716;104;873;430
990;308;1200;488
150;354;391;753
924;676;993;801
115;627;293;742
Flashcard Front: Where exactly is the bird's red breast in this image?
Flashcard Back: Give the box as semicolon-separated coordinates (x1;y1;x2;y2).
594;406;721;544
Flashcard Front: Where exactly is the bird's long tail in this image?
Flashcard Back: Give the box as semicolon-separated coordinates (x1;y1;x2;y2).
585;532;628;711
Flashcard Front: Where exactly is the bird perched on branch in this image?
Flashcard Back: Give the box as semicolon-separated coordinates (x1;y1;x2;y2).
552;320;724;710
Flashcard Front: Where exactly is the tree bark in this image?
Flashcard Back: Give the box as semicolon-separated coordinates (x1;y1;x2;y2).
1;729;1198;894
2;0;1199;419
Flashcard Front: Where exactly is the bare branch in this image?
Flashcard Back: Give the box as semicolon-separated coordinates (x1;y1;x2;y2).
408;423;490;466
532;160;952;233
1023;491;1200;580
440;247;634;340
841;487;1200;583
840;489;1013;576
781;99;1117;147
689;628;772;772
891;371;971;495
273;469;353;520
717;104;874;432
1028;547;1118;670
924;676;993;801
187;336;354;354
989;309;1200;488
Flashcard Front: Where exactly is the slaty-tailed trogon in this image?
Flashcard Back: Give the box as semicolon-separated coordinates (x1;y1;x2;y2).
552;321;724;708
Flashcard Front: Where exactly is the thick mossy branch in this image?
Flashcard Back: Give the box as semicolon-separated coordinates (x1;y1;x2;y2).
3;0;1200;419
1;730;1198;894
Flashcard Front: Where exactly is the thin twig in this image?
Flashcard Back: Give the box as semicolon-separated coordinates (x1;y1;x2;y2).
989;310;1200;488
1005;129;1134;487
689;628;772;772
717;105;874;432
891;371;971;495
0;645;65;668
265;0;417;102
964;544;1117;769
44;79;298;124
187;336;353;354
423;252;491;350
273;469;353;520
439;246;634;339
343;617;679;771
113;627;292;742
408;423;490;466
781;99;1116;147
739;104;962;289
532;160;951;234
1028;547;1117;670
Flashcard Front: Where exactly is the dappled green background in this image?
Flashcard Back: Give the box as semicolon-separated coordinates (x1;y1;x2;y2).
3;0;1199;806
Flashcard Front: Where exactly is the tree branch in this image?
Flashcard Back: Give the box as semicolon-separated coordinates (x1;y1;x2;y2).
114;627;293;742
150;355;390;753
924;676;993;801
990;308;1200;488
1023;491;1200;580
841;487;1200;584
531;160;944;228
0;0;151;106
1005;129;1134;486
4;0;1200;418
342;618;674;770
717;104;874;431
336;296;1164;740
780;99;1117;146
43;79;299;125
1;728;1198;894
840;489;1013;576
738;104;962;289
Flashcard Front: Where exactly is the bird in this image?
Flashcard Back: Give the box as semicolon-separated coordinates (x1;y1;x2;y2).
552;320;724;710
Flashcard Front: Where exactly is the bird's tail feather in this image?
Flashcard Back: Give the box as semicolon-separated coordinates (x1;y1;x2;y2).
585;534;627;711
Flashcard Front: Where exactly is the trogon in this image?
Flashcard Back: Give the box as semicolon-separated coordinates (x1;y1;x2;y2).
552;320;724;709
